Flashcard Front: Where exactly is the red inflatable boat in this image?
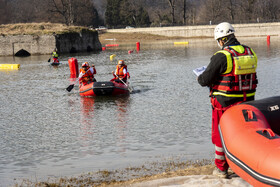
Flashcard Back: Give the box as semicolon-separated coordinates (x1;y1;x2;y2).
79;81;130;97
50;62;60;66
51;58;60;66
219;96;280;187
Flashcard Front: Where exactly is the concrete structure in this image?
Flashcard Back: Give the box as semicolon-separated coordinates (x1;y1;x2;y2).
0;30;102;56
107;23;280;38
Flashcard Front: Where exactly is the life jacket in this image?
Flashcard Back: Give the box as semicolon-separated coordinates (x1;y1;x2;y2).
211;45;258;99
79;68;94;83
53;58;59;63
116;65;127;78
52;52;58;58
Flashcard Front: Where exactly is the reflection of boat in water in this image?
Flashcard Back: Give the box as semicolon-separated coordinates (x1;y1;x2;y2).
79;81;130;97
219;96;280;187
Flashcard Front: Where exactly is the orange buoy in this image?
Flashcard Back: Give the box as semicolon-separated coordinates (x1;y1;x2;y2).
68;58;79;77
136;42;140;51
105;44;119;47
267;35;271;46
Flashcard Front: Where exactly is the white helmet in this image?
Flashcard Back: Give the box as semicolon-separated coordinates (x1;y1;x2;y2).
118;60;125;65
214;22;235;40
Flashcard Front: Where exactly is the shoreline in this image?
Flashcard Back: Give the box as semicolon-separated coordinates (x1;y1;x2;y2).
98;32;209;44
14;159;250;187
16;162;215;186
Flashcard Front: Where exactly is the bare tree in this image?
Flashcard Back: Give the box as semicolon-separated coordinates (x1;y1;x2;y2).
167;0;176;25
198;0;224;24
74;0;97;26
0;0;9;24
257;0;280;22
187;1;198;25
182;0;187;24
226;0;237;23
48;0;74;25
48;0;97;26
239;0;256;22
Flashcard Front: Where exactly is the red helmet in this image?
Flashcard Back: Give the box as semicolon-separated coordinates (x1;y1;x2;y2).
82;62;89;67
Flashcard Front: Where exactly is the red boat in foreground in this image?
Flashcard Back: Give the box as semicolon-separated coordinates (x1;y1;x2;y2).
79;81;130;97
219;96;280;187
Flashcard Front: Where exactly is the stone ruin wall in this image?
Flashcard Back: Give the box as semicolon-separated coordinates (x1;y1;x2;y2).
0;30;102;56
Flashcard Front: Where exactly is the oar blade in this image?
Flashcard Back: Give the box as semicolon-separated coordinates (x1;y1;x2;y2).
66;84;75;92
128;86;133;93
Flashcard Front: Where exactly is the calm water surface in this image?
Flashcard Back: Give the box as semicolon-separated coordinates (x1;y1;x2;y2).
0;37;280;186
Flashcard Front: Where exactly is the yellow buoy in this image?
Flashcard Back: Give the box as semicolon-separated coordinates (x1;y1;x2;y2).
0;64;20;69
110;54;116;61
174;42;189;45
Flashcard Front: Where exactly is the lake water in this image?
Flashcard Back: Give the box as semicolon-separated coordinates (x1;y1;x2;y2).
0;37;280;186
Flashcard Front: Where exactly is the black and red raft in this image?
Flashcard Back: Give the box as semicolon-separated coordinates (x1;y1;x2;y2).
79;81;130;97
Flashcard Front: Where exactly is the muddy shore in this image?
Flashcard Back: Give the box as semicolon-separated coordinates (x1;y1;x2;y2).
18;162;217;186
98;31;193;44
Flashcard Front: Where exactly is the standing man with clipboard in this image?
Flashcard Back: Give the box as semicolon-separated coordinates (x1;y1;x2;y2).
197;22;258;178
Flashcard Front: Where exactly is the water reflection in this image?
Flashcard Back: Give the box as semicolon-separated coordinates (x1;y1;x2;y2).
115;96;129;124
114;96;130;153
79;96;130;154
80;97;95;138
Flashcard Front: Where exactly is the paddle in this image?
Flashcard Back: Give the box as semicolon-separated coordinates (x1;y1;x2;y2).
66;68;90;92
114;74;133;93
48;55;52;62
66;81;76;92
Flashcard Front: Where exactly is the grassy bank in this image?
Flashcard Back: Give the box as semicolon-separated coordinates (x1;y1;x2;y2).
0;23;91;35
15;160;214;186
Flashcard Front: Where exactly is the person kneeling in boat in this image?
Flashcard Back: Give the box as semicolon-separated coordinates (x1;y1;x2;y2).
79;62;97;86
52;49;59;63
111;60;128;83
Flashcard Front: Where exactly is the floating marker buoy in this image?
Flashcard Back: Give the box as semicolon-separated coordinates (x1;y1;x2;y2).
110;54;116;61
128;50;133;54
68;58;79;77
136;42;140;51
0;64;20;69
102;47;106;51
267;35;270;46
105;44;119;47
174;42;189;45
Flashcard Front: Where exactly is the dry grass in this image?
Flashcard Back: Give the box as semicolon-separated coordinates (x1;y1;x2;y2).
14;159;215;187
0;22;90;35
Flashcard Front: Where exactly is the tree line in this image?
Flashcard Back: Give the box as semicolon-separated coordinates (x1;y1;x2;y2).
0;0;279;28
